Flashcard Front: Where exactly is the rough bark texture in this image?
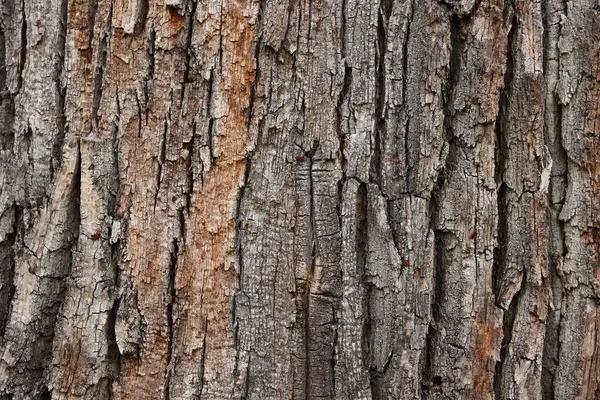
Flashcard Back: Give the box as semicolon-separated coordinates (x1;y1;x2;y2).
0;0;599;398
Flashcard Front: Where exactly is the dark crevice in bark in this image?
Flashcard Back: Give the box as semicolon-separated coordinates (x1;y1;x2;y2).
494;269;524;400
0;26;14;152
355;181;368;288
51;0;68;184
401;1;414;194
87;0;99;53
0;203;21;338
154;90;174;211
446;13;465;120
336;67;350;177
232;2;264;385
493;4;516;397
132;0;148;35
371;0;393;188
147;24;156;81
217;0;224;74
109;116;123;284
181;0;198;101
206;70;216;166
354;180;369;374
0;27;6;92
38;386;51;400
182;127;195;210
540;0;566;396
339;0;347;63
197;318;208;396
106;297;122;381
246;0;264;132
16;0;26;91
234;155;250;293
91;6;112;132
141;24;155;125
163;236;179;400
422;229;447;395
303;146;318;399
330;304;338;400
493;0;515;306
135;91;142;138
154;117;168;211
306;0;313;54
492;181;507;303
365;282;377;400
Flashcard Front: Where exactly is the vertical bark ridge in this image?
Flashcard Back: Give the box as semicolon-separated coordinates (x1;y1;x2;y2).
540;0;567;397
553;0;600;396
429;1;508;398
0;0;82;393
494;0;550;398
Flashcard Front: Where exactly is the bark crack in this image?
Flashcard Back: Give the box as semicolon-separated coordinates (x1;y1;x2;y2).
91;6;112;133
50;0;68;183
17;0;26;91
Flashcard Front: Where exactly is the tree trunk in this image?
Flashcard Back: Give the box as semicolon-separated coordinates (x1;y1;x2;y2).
0;0;597;398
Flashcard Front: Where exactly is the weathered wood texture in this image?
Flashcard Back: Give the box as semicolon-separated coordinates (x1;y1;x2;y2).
0;0;598;398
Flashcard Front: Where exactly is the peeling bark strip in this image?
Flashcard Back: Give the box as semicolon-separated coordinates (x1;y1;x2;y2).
2;0;600;398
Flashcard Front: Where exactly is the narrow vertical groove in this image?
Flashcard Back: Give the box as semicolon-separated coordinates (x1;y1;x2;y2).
51;0;68;182
206;70;215;165
91;5;111;132
231;0;264;393
401;0;413;194
492;2;515;397
540;0;567;396
181;0;198;102
87;0;99;53
163;237;179;400
371;0;393;188
0;204;21;338
304;147;317;400
17;0;26;91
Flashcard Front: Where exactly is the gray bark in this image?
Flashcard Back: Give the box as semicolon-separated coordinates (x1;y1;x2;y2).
0;0;598;398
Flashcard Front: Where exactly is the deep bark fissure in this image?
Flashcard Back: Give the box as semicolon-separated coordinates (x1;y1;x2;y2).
492;3;516;398
91;6;111;132
245;0;265;132
400;1;413;195
133;0;148;35
163;236;180;400
492;0;515;304
154;117;168;211
106;297;122;388
142;24;155;126
17;0;26;91
0;203;21;338
181;0;197;97
231;4;264;387
539;1;567;397
197;317;208;397
217;0;224;74
86;0;99;53
51;0;68;183
0;27;6;93
303;148;317;400
206;70;215;166
336;65;350;185
135;90;142;138
494;268;524;400
371;0;393;188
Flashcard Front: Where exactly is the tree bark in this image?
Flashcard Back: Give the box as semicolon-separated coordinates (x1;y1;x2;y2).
0;0;598;398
